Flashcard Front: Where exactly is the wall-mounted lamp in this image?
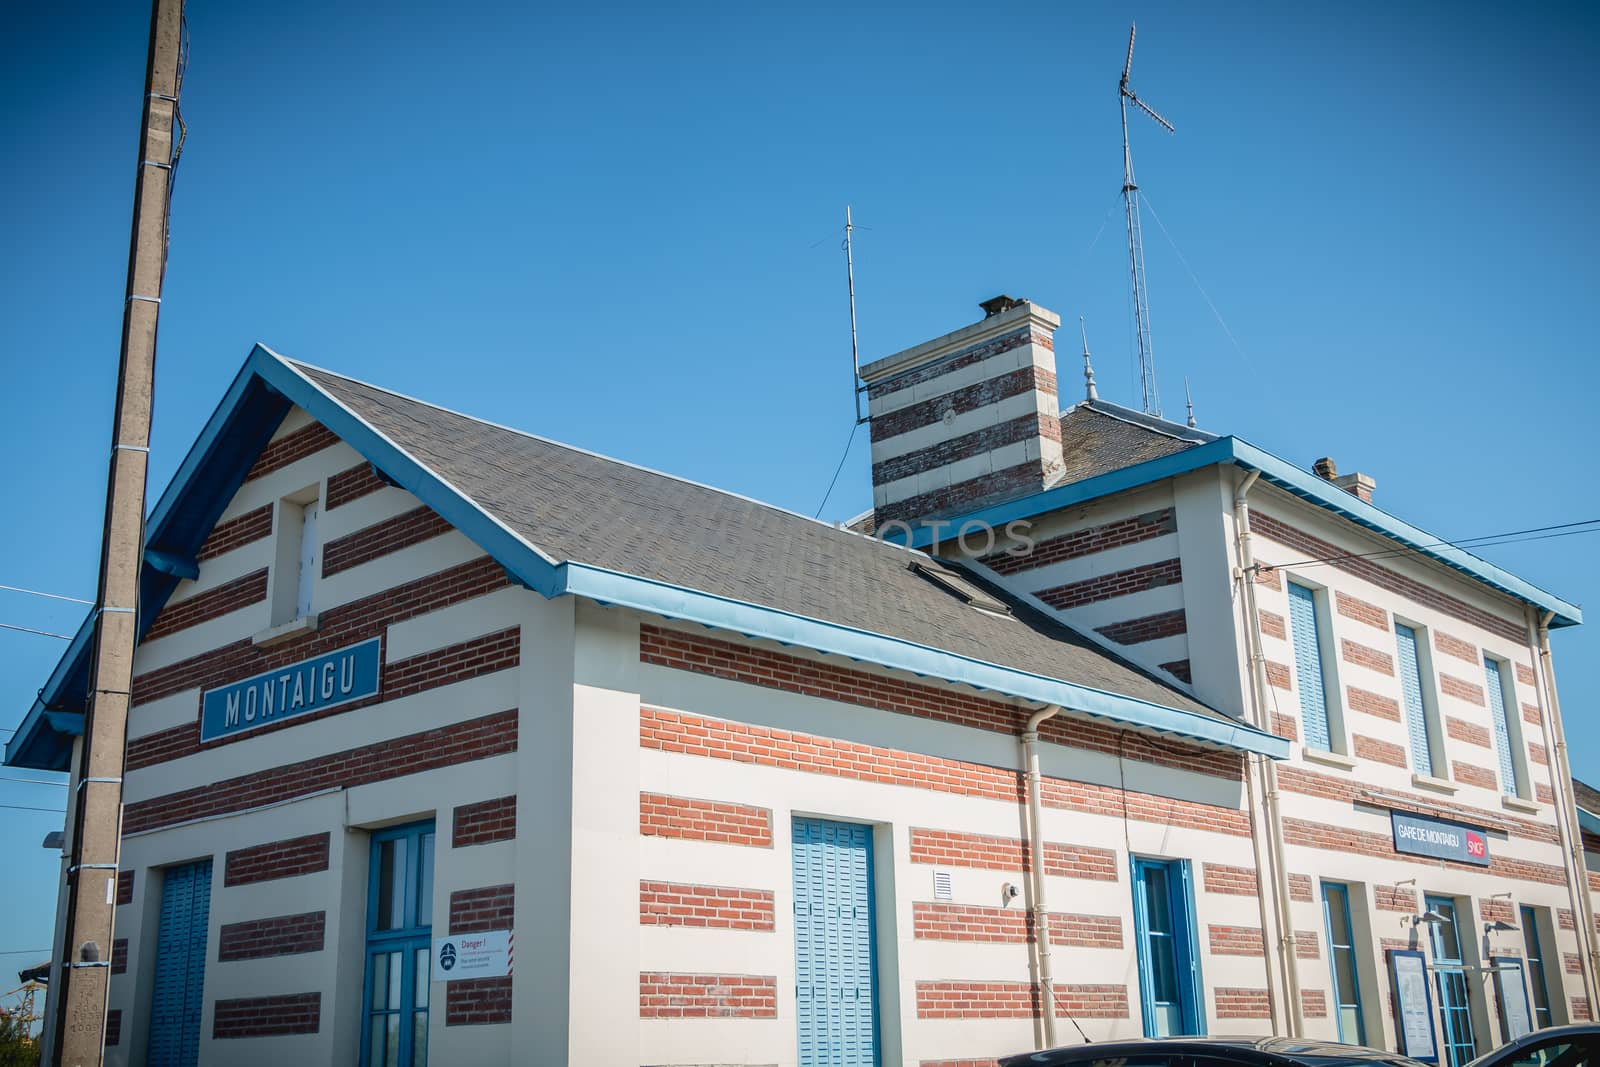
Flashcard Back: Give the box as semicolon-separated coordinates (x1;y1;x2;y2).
1413;909;1449;926
1484;919;1519;933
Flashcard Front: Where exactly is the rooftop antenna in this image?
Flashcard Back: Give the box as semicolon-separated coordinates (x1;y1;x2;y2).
1079;317;1099;401
1119;22;1174;417
845;205;867;424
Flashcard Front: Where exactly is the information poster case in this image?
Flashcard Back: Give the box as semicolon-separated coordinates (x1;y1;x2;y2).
1389;948;1439;1064
1492;956;1532;1043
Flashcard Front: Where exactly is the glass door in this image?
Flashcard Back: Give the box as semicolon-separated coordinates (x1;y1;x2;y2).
1132;857;1202;1037
1322;882;1366;1044
1426;895;1477;1067
362;822;435;1067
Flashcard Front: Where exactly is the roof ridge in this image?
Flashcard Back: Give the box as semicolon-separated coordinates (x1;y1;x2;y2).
1068;398;1217;444
275;352;923;556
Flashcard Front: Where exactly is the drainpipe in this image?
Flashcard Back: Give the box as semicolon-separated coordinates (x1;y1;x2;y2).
1233;469;1305;1037
1022;703;1062;1048
1526;606;1600;1007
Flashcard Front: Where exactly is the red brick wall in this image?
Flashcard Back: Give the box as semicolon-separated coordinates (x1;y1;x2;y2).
1287;874;1313;902
908;829;1118;881
1353;734;1407;768
212;993;321;1038
1434;631;1479;664
1574;996;1593;1022
1375;885;1417;912
1276;764;1556;845
1266;662;1291;690
321;505;454;577
1203;863;1258;896
914;981;1128;1019
1348;686;1401;721
1259;610;1286;640
1208;925;1264;956
639;793;772;848
1215;987;1271;1019
445;977;513;1026
244;422;338;482
217;911;326;961
1517;662;1537;687
111;939;127;975
1446;717;1491;747
452;795;517;847
143;569;268;642
116;870;134;906
643;707;1249;837
128;623;518;771
1440;673;1486;706
105;1009;121;1047
449;885;514;935
1096;609;1188;646
1301;989;1328;1018
224;832;330;886
326;462;390;509
640;882;775;931
639;973;777;1019
1036;558;1183;611
1284;817;1564;885
1252;512;1526;643
980;509;1175;577
1453;762;1498;790
639;627;1240;782
197;504;274;561
1335;591;1387;630
1161;659;1193;683
1341;639;1394;676
911;903;1122;949
125;709;516;834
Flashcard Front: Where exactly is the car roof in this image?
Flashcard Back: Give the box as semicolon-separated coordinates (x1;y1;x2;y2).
1465;1024;1600;1066
1000;1036;1427;1067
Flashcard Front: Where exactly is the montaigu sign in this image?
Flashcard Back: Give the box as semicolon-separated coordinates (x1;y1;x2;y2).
201;638;381;742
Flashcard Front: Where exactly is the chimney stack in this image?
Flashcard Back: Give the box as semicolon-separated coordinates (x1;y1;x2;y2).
1312;456;1375;503
860;297;1063;531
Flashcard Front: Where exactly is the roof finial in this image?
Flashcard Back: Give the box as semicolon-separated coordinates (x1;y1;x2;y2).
1079;317;1098;402
1184;377;1197;428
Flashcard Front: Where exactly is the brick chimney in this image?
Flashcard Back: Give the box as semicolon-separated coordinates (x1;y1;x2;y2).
1312;456;1375;503
860;297;1063;530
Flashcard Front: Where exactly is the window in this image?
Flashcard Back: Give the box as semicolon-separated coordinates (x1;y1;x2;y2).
363;822;435;1067
270;487;322;626
1395;623;1442;777
1486;657;1527;798
1288;582;1335;750
1522;905;1554;1030
1427;894;1478;1067
1322;882;1367;1044
1132;857;1203;1037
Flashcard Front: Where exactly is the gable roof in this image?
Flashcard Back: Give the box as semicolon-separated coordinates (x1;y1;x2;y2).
899;401;1582;631
6;346;1289;771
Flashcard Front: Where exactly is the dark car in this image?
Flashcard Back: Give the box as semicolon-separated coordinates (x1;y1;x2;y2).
1465;1025;1600;1066
997;1035;1427;1067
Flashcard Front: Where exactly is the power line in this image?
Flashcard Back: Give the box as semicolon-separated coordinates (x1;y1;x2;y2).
0;623;72;641
0;776;66;788
1266;518;1600;572
0;950;51;958
0;584;92;606
0;804;64;814
814;421;862;518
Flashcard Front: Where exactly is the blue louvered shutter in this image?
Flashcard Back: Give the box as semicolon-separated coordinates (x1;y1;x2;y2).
793;818;878;1066
1288;583;1332;750
1485;658;1517;795
148;859;211;1067
1395;624;1433;777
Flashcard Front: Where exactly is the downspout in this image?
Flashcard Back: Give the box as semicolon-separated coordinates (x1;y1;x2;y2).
1233;469;1305;1036
1022;703;1062;1048
1527;606;1600;1007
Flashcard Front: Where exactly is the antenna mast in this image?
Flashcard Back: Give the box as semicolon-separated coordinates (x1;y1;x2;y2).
1119;22;1174;417
845;205;866;424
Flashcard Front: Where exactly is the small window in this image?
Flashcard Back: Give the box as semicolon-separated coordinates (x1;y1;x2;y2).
1522;905;1554;1030
1395;622;1442;777
909;558;1011;615
270;487;322;626
1288;582;1337;751
1486;657;1528;798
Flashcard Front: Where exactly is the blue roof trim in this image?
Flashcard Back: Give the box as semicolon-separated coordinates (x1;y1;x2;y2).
1577;805;1600;839
900;437;1580;628
559;561;1288;759
5;347;1287;770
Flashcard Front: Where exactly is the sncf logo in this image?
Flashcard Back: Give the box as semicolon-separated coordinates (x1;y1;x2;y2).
1466;831;1487;859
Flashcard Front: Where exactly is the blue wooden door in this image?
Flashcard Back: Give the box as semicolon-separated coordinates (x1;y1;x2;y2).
792;818;878;1066
147;860;212;1066
1132;857;1202;1037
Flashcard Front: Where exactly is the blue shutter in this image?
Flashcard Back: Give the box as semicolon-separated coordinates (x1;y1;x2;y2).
1485;659;1516;795
792;818;878;1066
1288;584;1332;749
1395;624;1432;777
148;860;212;1066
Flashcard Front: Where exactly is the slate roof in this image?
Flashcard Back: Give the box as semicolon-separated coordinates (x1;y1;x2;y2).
1573;778;1600;818
302;365;1225;721
1052;401;1211;487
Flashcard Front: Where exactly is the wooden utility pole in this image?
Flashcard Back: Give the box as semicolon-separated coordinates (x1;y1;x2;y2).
52;1;184;1062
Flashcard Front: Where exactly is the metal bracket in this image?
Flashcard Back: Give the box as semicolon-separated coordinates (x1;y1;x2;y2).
127;294;162;304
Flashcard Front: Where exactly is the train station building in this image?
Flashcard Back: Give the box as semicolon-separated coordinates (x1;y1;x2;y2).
8;298;1596;1067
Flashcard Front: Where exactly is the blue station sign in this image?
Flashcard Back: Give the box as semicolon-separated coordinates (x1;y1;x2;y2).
201;638;381;742
1391;810;1490;867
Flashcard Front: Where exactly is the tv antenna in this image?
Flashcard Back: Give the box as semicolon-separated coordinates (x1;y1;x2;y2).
1119;22;1173;417
845;205;867;424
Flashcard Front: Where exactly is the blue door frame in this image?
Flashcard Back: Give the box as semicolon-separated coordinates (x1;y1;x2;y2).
1131;856;1203;1037
1426;894;1477;1067
1321;881;1366;1044
147;859;212;1067
792;817;879;1066
361;821;436;1067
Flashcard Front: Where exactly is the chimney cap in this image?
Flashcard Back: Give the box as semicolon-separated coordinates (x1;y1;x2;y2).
1312;456;1338;481
979;295;1025;318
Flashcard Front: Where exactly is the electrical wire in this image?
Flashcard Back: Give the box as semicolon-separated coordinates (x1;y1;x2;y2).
1138;191;1254;371
1265;519;1600;573
0;950;51;957
0;623;72;641
0;584;92;606
0;804;64;814
814;420;862;518
0;776;66;787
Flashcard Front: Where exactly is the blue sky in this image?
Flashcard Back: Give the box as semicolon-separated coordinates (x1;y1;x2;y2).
2;0;1598;981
